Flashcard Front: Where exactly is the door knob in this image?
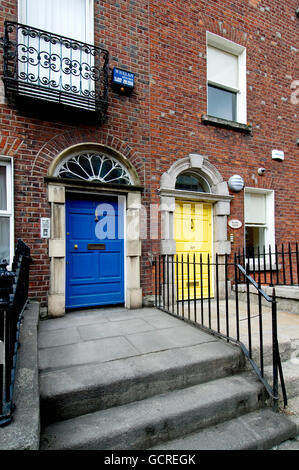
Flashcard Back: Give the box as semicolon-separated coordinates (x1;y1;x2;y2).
74;244;78;249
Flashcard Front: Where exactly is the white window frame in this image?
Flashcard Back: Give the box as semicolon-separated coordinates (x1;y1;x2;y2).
206;32;247;124
244;188;275;269
17;1;95;105
18;0;94;43
0;157;14;268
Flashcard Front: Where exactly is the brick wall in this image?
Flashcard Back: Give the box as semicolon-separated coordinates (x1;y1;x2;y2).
0;0;298;303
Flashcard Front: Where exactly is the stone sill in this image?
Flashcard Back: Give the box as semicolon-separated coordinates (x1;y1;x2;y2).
234;284;299;301
202;114;253;134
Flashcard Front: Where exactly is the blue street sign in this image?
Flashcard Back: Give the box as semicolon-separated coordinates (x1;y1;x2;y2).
112;68;135;90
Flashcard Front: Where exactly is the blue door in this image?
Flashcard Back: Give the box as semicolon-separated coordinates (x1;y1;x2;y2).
66;196;125;309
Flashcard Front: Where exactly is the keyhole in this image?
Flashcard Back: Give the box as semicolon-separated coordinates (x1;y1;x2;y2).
95;208;99;222
191;218;195;231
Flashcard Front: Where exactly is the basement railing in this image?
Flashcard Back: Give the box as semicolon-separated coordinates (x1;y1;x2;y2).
2;21;109;122
236;242;299;287
0;240;31;426
153;253;288;411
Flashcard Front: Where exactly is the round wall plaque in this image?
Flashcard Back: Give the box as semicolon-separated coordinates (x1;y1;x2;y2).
228;219;242;229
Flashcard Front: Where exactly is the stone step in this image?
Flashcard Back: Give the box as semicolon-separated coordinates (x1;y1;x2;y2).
272;395;299;449
40;372;266;450
151;408;297;450
40;339;244;424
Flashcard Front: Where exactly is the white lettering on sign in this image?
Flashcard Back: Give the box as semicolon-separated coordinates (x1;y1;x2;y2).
228;219;242;229
113;68;135;87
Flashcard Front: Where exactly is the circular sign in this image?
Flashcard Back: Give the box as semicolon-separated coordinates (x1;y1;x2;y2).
228;219;242;229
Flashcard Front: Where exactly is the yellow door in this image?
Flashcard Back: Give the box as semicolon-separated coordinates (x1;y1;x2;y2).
174;201;213;300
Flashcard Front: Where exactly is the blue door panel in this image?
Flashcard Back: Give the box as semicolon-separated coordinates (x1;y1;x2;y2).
69;214;94;238
99;253;121;277
70;282;123;295
70;253;96;279
66;197;125;309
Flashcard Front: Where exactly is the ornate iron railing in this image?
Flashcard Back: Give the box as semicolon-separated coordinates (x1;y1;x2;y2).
2;21;109;120
153;253;288;410
0;240;31;426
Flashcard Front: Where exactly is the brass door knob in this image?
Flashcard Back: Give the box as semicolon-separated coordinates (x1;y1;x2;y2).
74;244;78;249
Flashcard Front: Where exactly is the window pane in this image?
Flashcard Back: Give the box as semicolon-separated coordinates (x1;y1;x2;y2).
175;173;205;192
207;46;238;90
0;217;10;263
0;166;7;211
245;192;266;224
208;85;236;121
25;0;87;42
56;153;132;185
245;226;265;258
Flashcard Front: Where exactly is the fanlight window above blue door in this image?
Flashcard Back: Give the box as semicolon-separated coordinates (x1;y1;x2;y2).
54;152;133;185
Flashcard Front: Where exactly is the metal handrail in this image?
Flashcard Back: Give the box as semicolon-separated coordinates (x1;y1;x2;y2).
236;263;287;409
0;240;31;426
153;253;288;410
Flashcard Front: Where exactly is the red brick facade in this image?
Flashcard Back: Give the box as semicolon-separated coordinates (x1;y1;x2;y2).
0;0;298;306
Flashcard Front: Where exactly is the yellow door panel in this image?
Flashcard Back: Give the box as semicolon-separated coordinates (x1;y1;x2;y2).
175;201;213;300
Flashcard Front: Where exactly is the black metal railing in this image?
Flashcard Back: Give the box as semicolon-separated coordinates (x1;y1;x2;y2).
2;21;109;120
237;242;299;287
0;240;31;426
153;253;288;410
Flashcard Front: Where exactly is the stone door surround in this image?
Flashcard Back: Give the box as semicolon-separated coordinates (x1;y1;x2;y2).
159;153;233;298
47;143;143;317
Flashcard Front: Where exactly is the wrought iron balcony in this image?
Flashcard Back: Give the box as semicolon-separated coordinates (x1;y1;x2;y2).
2;21;109;122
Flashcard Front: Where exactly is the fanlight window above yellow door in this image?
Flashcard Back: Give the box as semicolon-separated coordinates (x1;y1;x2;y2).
175;172;210;193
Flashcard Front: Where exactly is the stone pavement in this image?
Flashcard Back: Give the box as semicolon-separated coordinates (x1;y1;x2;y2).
38;300;299;373
38;306;221;371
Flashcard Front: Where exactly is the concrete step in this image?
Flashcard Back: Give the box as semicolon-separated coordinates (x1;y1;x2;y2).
151;409;297;450
40;372;266;450
271;396;299;449
40;340;244;424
